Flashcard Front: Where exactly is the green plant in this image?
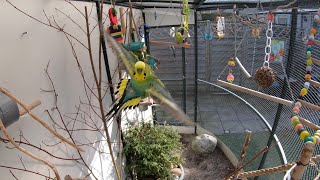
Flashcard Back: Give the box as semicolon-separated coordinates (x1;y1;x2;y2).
124;123;184;179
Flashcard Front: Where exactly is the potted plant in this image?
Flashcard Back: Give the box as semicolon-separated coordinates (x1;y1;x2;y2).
124;123;184;180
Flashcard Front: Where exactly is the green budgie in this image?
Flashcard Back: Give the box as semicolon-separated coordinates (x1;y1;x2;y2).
106;34;193;125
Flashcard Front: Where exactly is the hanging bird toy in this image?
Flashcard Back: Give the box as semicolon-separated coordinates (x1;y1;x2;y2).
227;57;236;83
107;8;123;44
298;9;320;100
176;0;190;44
204;20;213;41
216;16;225;39
255;11;276;88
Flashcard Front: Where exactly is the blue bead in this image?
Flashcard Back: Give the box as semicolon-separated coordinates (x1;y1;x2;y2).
304;136;314;143
307;46;313;52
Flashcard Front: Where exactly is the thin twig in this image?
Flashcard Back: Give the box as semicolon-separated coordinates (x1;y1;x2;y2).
0;119;61;180
0;87;83;152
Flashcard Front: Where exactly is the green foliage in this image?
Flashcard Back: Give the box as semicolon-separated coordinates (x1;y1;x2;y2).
124;123;184;179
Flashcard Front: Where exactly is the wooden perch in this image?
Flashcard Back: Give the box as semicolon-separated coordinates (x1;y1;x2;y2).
312;57;320;66
235;57;251;78
298;99;320;112
310;79;320;88
0;87;83;152
216;80;293;106
149;40;192;48
298;116;320;131
19;100;41;116
291;142;315;180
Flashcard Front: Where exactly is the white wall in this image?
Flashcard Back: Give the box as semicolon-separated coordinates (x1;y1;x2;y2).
0;0;142;179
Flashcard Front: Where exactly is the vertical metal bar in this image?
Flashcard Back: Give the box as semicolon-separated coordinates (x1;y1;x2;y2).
256;8;298;177
142;12;150;54
182;47;187;113
96;2;115;101
194;10;198;133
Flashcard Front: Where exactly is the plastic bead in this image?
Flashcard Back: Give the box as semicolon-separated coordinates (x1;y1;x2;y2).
300;88;308;96
307;51;312;57
314;22;318;28
227;74;234;83
316;136;320;144
306;66;312;72
315;15;320;21
306;46;313;52
292;107;300;113
308;40;314;46
314;133;320;137
295;102;302;108
304;136;314;143
309;35;315;41
306;59;313;66
305;74;312;81
297;128;305;135
294;124;304;132
228;61;235;68
304;82;311;89
267;11;274;21
291;119;300;127
317;130;320;134
300;131;310;140
311;28;317;34
311;136;317;144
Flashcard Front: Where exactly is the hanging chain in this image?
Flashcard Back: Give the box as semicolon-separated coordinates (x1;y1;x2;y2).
264;18;273;67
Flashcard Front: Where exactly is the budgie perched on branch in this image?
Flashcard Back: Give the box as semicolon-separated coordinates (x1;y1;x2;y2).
105;34;193;125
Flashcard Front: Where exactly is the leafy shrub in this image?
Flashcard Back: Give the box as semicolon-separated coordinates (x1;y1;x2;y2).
124;123;184;179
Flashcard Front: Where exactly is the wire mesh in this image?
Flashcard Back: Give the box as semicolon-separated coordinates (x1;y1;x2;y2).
148;9;320;180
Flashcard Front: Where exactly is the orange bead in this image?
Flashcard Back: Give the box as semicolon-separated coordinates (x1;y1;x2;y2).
311;28;317;34
305;74;312;81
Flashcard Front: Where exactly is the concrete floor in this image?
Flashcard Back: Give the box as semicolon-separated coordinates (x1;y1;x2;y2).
155;93;269;135
197;94;268;135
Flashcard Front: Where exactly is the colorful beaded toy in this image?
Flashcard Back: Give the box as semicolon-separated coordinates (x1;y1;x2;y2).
291;101;320;145
227;57;235;83
107;8;123;44
298;10;320;99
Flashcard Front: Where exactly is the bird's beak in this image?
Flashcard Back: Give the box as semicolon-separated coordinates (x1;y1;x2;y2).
137;68;143;73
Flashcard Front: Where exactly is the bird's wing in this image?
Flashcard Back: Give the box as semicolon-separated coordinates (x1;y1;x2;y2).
105;33;138;77
147;77;194;125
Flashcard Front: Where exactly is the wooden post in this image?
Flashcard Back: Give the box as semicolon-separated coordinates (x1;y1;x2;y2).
234;131;252;179
291;142;315;180
19;100;41;116
120;7;126;37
